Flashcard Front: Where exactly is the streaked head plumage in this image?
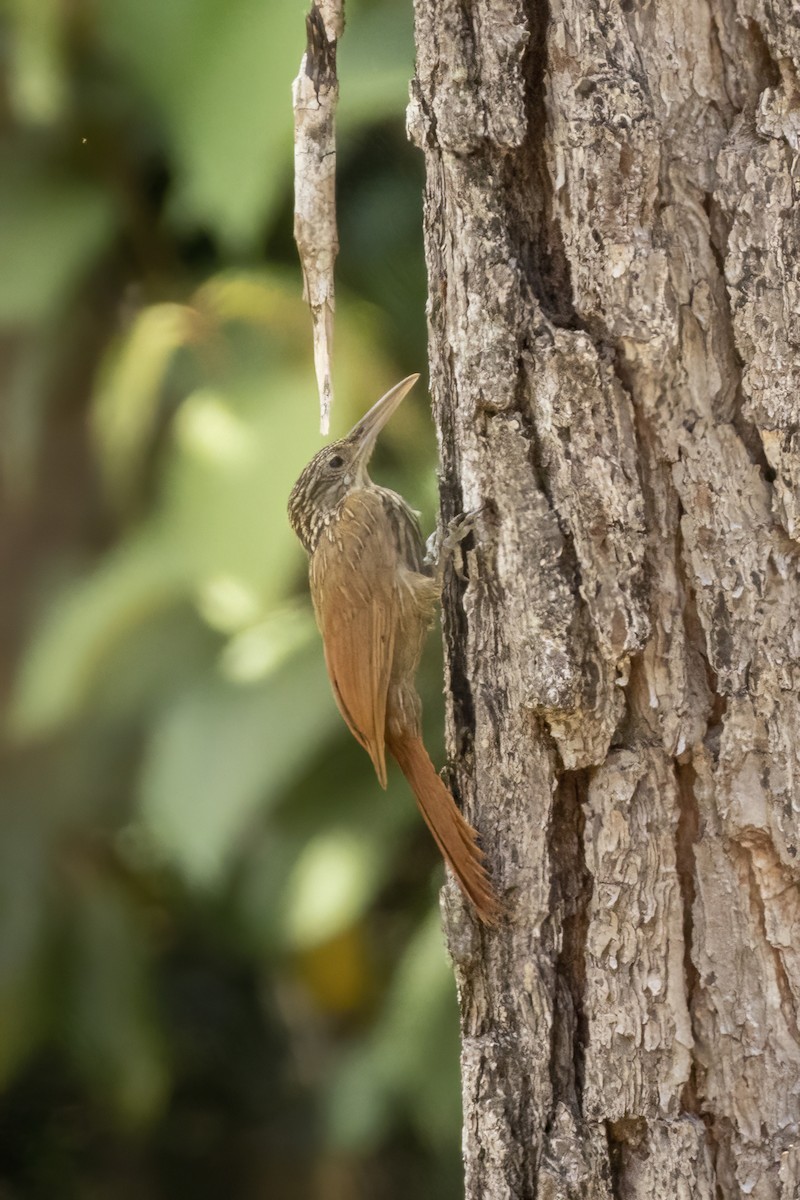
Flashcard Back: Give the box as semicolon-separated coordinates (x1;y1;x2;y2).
287;374;420;554
287;437;363;552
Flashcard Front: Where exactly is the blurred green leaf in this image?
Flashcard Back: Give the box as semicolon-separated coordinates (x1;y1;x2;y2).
60;866;168;1126
93;0;300;249
219;603;314;679
284;828;388;951
0;0;456;1186
324;910;460;1150
8;533;188;739
2;319;59;500
91;272;317;508
322;1038;393;1151
0;820;50;1085
11;283;407;741
232;751;419;959
194;272;311;337
138;640;340;886
0;156;116;324
162;364;315;608
91;303;197;505
5;0;68;124
337;1;415;132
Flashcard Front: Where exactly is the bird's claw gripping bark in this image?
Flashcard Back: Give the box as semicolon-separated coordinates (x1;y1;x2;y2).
426;506;483;582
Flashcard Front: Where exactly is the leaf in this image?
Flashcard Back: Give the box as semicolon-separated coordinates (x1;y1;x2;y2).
193;272;310;339
283;828;388;952
93;0;299;250
219;603;315;680
322;1040;392;1153
323;910;460;1151
60;867;168;1127
161;366;319;609
5;0;69;125
0;156;116;325
384;913;462;1148
0;820;50;1085
337;0;415;133
231;747;418;957
91;303;198;505
8;533;187;739
138;640;340;887
294;926;375;1017
10;273;404;735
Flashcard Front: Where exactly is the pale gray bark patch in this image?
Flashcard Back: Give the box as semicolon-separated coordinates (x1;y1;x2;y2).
411;0;800;1194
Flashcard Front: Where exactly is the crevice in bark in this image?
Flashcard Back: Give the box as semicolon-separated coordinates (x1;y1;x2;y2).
675;488;724;732
510;390;584;597
702;190;730;283
703;27;781;493
504;396;590;679
605;1121;623;1200
509;379;555;501
743;19;782;94
440;524;477;766
675;756;703;1120
708;11;737;116
546;769;592;1115
517;1071;539;1200
607;340;652;518
605;1117;648;1198
725;374;773;487
706;9;779;121
699;188;773;482
605;350;665;734
673;515;726;1182
434;342;477;765
702;679;728;767
510;0;583;330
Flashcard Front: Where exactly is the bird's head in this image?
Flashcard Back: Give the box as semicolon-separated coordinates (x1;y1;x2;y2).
288;374;419;552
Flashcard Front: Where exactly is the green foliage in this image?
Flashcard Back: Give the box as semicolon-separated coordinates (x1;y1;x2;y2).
0;815;51;1087
0;0;461;1195
0;156;116;324
324;911;461;1152
59;865;169;1127
139;635;337;887
93;0;299;249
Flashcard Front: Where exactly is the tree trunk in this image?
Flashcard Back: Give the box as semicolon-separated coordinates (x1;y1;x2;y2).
408;1;800;1196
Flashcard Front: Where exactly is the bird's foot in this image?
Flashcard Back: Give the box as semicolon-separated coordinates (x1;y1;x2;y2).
425;506;483;581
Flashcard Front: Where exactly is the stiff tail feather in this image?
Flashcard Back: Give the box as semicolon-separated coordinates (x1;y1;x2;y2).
387;732;500;925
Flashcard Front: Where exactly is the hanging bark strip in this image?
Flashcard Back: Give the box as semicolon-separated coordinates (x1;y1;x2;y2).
292;1;343;434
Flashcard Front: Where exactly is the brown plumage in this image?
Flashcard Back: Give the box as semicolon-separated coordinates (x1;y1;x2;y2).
288;375;499;924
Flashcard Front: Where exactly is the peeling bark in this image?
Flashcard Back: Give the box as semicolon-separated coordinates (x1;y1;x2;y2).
410;0;800;1195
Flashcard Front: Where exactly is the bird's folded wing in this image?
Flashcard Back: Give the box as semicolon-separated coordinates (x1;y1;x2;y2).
309;491;401;788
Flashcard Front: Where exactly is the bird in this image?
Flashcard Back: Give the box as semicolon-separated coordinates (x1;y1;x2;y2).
288;374;499;924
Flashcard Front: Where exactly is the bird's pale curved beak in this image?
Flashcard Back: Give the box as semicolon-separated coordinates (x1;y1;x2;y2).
349;374;420;463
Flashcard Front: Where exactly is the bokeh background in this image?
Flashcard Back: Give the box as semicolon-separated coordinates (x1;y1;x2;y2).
0;2;464;1196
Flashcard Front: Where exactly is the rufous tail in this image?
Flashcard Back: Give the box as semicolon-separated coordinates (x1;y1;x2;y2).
387;731;500;925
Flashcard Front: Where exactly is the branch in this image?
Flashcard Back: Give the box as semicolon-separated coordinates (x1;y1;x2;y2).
292;1;344;434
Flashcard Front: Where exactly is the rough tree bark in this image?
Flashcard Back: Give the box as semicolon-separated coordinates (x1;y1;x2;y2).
408;1;800;1197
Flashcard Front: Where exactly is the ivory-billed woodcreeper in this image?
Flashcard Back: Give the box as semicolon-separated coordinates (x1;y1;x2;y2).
288;375;498;923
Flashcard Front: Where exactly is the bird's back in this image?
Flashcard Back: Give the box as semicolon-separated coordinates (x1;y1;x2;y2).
308;486;437;769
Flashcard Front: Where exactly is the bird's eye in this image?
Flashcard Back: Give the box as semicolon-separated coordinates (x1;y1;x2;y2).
328;454;344;470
